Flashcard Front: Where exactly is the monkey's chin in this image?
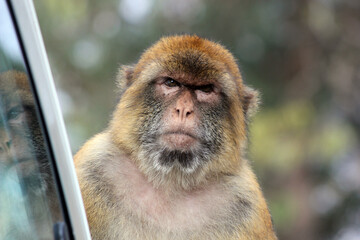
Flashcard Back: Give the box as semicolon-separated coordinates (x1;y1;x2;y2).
153;149;200;174
160;132;198;150
10;158;37;177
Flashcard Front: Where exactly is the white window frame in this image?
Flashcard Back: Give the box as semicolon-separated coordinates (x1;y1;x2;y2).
8;0;91;239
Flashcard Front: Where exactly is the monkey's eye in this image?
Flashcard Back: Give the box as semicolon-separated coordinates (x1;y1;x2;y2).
197;85;214;93
7;106;23;120
164;78;180;88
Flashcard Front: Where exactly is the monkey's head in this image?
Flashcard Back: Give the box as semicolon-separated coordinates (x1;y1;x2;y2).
110;35;259;188
0;71;48;180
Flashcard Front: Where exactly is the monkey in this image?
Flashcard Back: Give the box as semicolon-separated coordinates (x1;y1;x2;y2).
74;35;277;240
0;71;63;239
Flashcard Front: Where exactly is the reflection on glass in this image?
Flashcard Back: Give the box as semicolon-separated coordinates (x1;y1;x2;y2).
0;1;64;239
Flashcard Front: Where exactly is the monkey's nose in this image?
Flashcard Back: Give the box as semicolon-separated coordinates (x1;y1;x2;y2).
175;107;193;118
175;91;194;121
0;138;12;153
175;106;194;122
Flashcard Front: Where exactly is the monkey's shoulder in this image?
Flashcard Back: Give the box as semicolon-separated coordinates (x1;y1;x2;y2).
74;131;118;165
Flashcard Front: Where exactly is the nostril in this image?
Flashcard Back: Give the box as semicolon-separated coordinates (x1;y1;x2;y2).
186;111;191;117
6;139;12;148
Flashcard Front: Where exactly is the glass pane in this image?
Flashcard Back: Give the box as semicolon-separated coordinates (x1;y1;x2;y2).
0;1;64;239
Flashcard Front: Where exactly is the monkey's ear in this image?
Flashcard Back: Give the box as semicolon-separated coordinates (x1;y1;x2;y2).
242;86;260;119
116;65;135;93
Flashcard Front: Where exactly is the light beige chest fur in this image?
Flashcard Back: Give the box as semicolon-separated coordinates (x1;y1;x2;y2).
101;154;242;240
75;134;257;239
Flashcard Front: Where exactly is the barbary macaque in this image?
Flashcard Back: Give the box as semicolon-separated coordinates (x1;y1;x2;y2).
75;35;277;240
0;71;63;239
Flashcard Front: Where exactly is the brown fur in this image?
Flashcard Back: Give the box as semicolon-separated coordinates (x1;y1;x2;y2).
75;35;277;240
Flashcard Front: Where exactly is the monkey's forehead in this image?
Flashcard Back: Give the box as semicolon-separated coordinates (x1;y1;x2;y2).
134;35;242;82
161;51;225;81
0;71;33;106
0;71;30;91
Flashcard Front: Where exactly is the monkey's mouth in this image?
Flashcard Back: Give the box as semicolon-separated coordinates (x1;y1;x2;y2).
161;131;198;150
7;158;37;176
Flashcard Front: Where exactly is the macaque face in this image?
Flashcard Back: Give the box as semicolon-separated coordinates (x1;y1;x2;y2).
155;75;221;149
0;73;46;178
113;36;252;178
138;66;230;174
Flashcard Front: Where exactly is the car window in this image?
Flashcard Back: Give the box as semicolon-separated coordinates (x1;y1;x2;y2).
0;1;66;239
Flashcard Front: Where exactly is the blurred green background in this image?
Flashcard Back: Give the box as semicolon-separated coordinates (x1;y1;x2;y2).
33;0;360;239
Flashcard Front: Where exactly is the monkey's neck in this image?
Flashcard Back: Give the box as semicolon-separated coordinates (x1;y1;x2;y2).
108;153;208;193
102;151;251;234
